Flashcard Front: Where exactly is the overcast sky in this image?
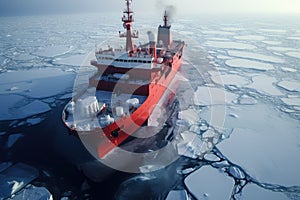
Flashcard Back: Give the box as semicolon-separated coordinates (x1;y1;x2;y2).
0;0;299;16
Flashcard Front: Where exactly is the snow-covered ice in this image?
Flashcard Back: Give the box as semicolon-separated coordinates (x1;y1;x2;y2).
234;35;265;41
225;59;275;71
33;45;71;57
241;184;289;200
12;185;53;200
248;75;283;96
166;190;189;200
0;163;38;199
285;51;300;59
184;166;234;200
278;80;300;92
194;86;238;106
227;50;284;63
0;97;51;120
217;104;300;186
281;97;300;107
204;41;256;50
208;71;250;86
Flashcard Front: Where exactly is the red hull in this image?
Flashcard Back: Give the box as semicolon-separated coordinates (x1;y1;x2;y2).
90;54;182;158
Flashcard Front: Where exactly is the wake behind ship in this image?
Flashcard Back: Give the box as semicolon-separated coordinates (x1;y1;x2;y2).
62;0;185;158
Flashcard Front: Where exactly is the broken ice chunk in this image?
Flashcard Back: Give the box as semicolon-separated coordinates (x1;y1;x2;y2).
166;190;189;200
6;134;24;148
0;163;38;199
176;131;204;159
11;185;53;200
228;166;245;179
241;184;289;200
184;166;234;200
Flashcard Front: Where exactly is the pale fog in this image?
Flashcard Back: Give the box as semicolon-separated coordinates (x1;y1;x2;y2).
0;0;300;199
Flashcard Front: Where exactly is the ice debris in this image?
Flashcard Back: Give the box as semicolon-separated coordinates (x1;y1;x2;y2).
184;166;234;200
0;163;39;199
166;190;190;200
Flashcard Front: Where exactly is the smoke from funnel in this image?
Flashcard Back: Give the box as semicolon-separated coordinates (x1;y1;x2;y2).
156;1;177;22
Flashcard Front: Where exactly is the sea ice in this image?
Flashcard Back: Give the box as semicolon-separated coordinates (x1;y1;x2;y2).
228;166;245;179
241;184;289;200
6;133;24;148
225;59;274;71
234;35;265;41
178;109;199;126
248;75;283;96
267;47;297;52
281;97;300;107
54;54;88;66
0;163;38;199
165;190;189;200
0;162;13;173
227;50;284;63
262;41;282;45
281;67;297;73
26;117;44;126
204;41;256;50
33;45;71;57
176;131;204;159
259;29;287;34
278;81;300;92
0;94;51;120
184;166;234;200
194;86;238;106
237;95;258;105
0;69;75;98
217;104;300;186
12;185;53;200
285;51;300;59
201;30;235;35
208;71;250;86
287;36;300;41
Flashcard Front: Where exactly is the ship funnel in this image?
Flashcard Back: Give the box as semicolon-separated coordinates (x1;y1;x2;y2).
157;10;172;48
147;31;157;60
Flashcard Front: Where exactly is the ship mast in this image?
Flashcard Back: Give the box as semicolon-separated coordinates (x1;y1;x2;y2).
121;0;136;52
163;10;168;27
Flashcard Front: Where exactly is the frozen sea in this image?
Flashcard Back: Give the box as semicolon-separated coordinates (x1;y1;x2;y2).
0;13;300;199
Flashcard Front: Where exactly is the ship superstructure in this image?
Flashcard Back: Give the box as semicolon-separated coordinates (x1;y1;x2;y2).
62;0;185;158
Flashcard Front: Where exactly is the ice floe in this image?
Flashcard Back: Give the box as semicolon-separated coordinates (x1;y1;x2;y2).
234;35;265;41
194;86;238;106
262;41;282;45
166;190;189;200
33;45;71;57
225;59;274;71
285;51;300;59
0;69;75;98
185;166;234;200
208;71;250;86
201;30;235;35
281;97;300;107
0;163;39;199
241;184;289;200
281;67;297;72
227;50;284;63
204;41;256;50
278;81;300;92
54;54;88;66
267;47;297;52
217;104;300;186
6;133;24;148
12;185;53;200
248;75;283;96
259;29;287;34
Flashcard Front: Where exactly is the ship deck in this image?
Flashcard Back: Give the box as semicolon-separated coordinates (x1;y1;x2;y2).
63;90;147;132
